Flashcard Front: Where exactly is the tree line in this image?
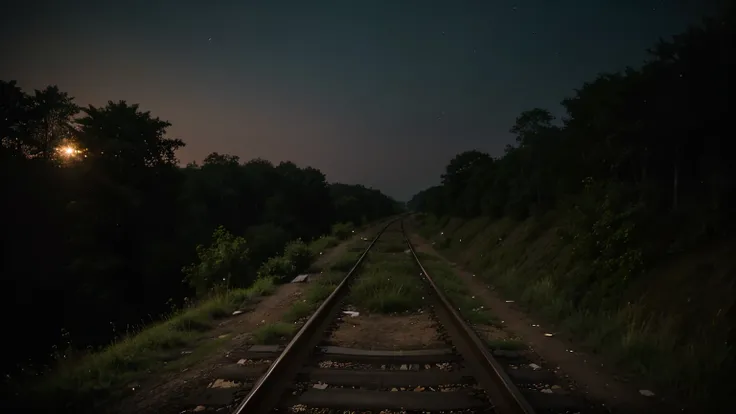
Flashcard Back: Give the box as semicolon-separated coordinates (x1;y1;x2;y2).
409;10;734;246
0;81;401;379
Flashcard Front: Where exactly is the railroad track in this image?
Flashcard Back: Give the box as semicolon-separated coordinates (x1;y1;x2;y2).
179;218;604;414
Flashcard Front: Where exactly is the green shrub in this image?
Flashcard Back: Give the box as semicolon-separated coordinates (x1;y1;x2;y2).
257;256;294;281
182;226;251;297
284;239;314;274
331;222;355;240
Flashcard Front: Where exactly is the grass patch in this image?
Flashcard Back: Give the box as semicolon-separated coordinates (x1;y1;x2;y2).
283;271;344;324
328;251;361;272
305;277;340;303
416;214;736;406
309;235;339;254
169;312;213;332
283;300;316;323
32;278;277;410
252;322;297;344
349;259;424;313
420;260;499;326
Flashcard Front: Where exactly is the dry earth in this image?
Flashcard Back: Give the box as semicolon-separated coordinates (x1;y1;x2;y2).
328;312;445;350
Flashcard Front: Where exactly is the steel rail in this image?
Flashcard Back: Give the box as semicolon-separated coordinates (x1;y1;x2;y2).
231;217;399;414
401;220;537;414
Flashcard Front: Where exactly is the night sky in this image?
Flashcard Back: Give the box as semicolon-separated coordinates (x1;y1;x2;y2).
1;1;715;200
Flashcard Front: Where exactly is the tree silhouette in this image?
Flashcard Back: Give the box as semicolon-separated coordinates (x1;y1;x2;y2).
0;82;401;384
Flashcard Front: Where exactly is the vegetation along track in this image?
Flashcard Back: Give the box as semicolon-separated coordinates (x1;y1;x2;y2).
183;218;601;414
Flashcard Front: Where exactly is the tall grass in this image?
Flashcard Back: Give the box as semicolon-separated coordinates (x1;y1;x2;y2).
419;257;498;325
348;253;424;313
32;278;277;408
418;214;735;404
308;235;339;255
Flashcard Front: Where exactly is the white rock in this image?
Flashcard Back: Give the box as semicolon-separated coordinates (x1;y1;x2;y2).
193;406;206;412
541;388;553;394
639;389;655;397
529;363;542;370
232;310;243;315
313;382;328;390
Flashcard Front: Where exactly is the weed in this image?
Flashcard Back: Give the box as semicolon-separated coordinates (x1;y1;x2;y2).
284;239;314;275
420;260;500;325
309;235;338;254
33;280;277;409
169;312;212;332
349;267;424;313
252;323;296;344
328;251;361;272
283;300;315;323
247;277;277;296
416;213;736;404
305;282;337;303
257;255;294;281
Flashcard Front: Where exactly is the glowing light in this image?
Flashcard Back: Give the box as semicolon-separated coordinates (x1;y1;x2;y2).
57;144;80;159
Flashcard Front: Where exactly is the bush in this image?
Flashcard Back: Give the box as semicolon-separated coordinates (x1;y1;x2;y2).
284;239;314;274
257;256;294;281
309;235;338;254
182;226;250;297
331;222;355;240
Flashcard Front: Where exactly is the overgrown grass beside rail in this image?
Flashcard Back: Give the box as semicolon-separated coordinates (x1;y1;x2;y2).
32;278;276;408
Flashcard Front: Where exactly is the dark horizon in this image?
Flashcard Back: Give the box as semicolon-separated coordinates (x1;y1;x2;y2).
0;0;717;200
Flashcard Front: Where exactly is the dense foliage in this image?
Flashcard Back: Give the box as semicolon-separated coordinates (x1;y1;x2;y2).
409;12;736;401
0;83;400;380
410;11;735;246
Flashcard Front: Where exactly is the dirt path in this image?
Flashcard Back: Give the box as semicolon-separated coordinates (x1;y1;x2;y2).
408;232;671;414
328;312;444;350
